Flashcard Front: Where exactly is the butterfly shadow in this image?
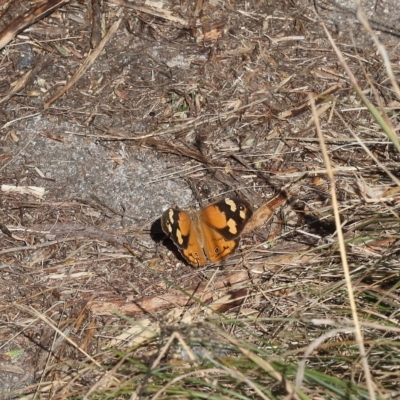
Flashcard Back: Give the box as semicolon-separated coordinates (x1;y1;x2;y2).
150;217;190;266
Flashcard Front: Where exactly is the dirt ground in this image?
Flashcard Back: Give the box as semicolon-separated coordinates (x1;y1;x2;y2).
1;0;400;397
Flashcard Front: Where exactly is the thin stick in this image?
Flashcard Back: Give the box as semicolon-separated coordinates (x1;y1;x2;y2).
44;9;123;108
0;0;70;50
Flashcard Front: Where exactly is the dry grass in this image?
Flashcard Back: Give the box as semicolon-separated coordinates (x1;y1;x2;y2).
1;0;400;398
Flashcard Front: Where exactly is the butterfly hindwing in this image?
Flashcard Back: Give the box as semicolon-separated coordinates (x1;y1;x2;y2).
201;225;240;263
161;208;206;266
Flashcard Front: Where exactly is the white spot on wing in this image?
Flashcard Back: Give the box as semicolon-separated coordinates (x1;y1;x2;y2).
225;198;237;212
227;218;237;234
176;229;183;245
166;209;174;232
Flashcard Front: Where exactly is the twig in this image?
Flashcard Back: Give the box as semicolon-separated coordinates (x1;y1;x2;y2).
90;0;103;48
108;0;189;27
0;0;70;50
44;8;123;108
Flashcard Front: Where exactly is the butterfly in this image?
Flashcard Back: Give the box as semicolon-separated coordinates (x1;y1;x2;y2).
161;198;253;267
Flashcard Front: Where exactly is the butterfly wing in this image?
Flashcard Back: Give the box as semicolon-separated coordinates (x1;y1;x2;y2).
199;198;253;263
161;208;207;266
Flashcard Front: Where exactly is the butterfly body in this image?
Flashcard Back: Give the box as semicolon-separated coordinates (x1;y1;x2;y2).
161;198;253;267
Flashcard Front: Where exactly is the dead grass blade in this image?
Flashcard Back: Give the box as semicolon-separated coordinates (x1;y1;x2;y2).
0;0;70;50
17;304;102;368
318;15;400;153
0;70;33;105
310;94;376;400
44;8;123;108
108;0;189;27
278;83;341;119
334;109;400;187
216;328;301;400
96;94;283;140
354;0;400;100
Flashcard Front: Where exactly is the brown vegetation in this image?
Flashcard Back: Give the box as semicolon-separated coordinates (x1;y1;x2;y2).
0;0;399;398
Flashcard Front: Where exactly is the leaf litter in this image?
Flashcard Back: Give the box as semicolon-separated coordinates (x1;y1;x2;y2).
0;0;400;397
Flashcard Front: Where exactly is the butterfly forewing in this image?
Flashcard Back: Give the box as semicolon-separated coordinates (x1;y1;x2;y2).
161;209;190;249
199;198;253;240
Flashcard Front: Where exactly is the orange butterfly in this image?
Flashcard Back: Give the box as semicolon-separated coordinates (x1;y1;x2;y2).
161;198;253;267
